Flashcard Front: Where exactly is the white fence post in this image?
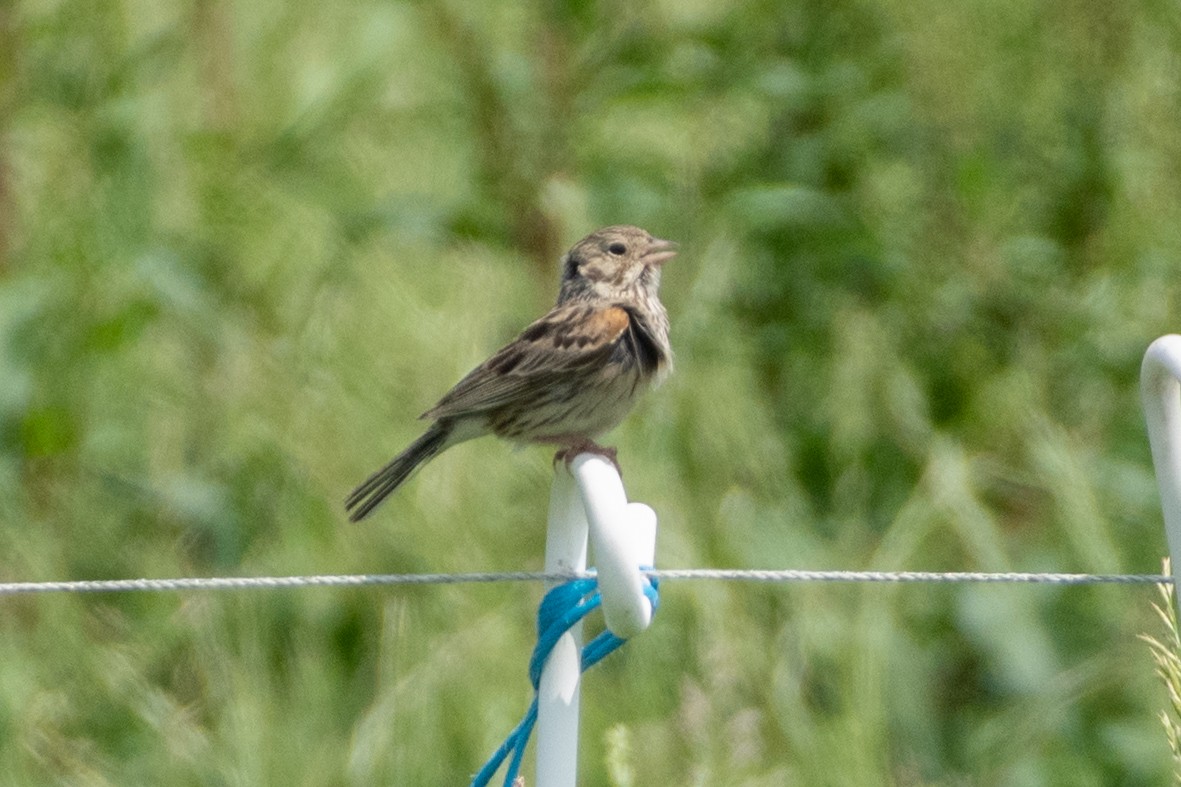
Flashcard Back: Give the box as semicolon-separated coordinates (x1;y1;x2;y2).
570;454;658;638
536;464;588;787
535;454;659;786
1140;334;1181;598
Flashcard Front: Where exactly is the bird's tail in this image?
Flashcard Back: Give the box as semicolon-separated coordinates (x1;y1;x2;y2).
345;422;452;522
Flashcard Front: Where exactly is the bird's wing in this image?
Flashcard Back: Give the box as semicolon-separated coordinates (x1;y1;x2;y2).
421;303;632;420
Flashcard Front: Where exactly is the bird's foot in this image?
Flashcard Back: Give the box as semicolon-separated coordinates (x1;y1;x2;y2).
554;440;621;475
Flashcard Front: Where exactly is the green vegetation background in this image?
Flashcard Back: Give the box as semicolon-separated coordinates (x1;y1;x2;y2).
2;0;1180;783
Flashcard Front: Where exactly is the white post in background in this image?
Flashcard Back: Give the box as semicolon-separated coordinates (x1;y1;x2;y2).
1141;335;1181;598
536;454;659;787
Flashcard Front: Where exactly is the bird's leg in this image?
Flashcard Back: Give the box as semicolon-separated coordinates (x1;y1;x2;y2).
554;439;621;476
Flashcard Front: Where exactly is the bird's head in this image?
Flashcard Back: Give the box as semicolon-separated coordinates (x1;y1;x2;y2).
557;225;677;304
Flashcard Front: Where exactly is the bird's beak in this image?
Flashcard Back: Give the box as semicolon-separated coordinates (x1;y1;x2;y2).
643;238;679;266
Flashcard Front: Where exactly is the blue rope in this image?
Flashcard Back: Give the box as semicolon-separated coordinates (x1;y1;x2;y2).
471;572;660;787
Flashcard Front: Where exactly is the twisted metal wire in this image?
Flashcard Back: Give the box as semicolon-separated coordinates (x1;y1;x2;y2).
0;568;1168;596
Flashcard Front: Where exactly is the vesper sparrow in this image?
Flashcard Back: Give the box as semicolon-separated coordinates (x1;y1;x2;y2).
345;225;677;521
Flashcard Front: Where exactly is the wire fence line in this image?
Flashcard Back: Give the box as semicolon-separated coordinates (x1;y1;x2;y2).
0;569;1170;596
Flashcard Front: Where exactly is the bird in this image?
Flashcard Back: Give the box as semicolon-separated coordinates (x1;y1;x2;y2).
345;225;677;522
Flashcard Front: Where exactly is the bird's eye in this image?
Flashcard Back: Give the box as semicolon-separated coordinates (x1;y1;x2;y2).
607;242;627;255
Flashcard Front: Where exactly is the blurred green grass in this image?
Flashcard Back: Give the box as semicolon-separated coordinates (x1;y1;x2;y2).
2;0;1181;783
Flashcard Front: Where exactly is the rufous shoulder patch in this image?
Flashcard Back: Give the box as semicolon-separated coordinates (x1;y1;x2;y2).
587;305;629;338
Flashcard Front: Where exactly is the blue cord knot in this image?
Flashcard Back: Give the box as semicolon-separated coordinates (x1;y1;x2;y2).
471;571;659;787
